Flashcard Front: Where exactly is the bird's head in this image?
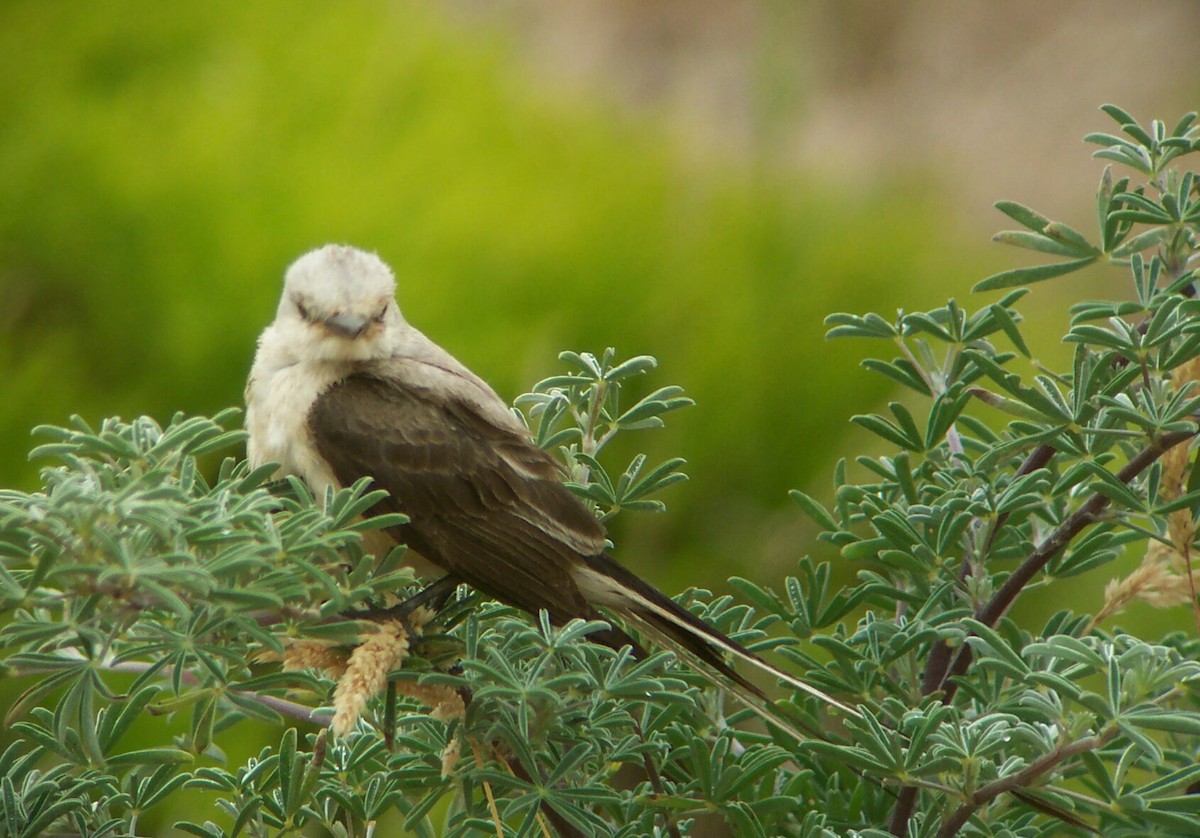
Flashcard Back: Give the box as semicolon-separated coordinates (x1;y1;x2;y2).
274;244;402;362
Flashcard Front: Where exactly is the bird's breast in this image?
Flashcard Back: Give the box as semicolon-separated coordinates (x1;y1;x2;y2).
245;359;344;497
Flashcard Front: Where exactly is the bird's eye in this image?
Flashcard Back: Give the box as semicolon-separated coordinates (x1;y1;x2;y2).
372;307;387;323
295;300;311;320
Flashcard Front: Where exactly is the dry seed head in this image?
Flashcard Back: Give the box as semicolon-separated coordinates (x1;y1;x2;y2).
331;621;411;737
1096;541;1197;627
440;735;463;778
396;680;466;724
282;640;351;678
1161;432;1195;552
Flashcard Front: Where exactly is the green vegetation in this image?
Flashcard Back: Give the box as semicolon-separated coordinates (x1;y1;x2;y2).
0;1;982;593
3;105;1200;835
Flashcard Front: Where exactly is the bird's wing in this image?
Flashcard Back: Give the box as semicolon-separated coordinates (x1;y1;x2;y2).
308;367;606;622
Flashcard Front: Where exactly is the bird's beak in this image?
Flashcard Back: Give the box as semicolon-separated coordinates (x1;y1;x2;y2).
324;312;368;338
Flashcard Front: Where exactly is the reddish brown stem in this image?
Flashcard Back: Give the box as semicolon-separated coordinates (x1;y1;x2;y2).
935;731;1113;837
940;429;1196;703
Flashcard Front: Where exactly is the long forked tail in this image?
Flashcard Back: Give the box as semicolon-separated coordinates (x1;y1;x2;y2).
581;555;862;734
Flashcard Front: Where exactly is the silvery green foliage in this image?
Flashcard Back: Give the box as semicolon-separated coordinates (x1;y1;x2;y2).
808;105;1200;837
2;105;1200;837
517;347;693;520
0;387;808;837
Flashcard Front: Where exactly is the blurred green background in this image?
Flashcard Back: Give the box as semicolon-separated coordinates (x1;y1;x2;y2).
2;0;1198;596
2;5;1199;634
2;0;1198;599
1;1;1197;833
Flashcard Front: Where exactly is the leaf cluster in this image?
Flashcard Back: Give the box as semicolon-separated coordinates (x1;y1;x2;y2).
516;348;693;520
3;105;1200;837
793;104;1200;836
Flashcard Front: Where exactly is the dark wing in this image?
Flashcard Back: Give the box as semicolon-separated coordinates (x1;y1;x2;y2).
309;370;606;623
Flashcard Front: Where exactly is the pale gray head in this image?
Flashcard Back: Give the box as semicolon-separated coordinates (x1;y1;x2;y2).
274;244;404;362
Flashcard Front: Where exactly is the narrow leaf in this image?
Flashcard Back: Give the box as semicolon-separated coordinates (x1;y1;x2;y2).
974;257;1098;292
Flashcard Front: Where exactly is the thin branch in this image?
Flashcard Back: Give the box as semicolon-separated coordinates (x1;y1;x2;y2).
939;427;1197;701
471;739;507;838
896;442;1058;836
104;660;327;726
634;718;684;838
895;430;1192;836
934;729;1115;838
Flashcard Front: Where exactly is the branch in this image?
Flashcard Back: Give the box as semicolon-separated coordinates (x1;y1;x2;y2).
894;430;1193;836
940;427;1197;701
104;660;327;727
896;442;1057;836
634;718;684;838
934;729;1115;838
920;443;1058;696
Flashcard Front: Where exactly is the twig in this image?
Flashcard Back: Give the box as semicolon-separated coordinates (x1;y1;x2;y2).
470;738;507;838
934;729;1115;838
103;660;327;726
939;427;1197;702
894;429;1194;836
895;442;1057;836
633;718;683;838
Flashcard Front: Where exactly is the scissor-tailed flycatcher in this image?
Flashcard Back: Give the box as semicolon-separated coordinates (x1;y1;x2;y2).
246;244;859;729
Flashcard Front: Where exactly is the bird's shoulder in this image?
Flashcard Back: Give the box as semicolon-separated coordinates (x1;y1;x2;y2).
308;356;573;490
314;357;527;443
308;357;608;552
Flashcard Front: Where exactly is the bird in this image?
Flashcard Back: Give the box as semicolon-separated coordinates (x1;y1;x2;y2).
245;244;860;734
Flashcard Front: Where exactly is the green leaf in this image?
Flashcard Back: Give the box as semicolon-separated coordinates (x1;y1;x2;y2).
925;387;969;448
1120;119;1155;149
824;311;898;339
99;684;162;753
860;358;931;395
961;619;1030;678
616;386;694;428
788;490;839;531
1042;221;1100;256
974;257;1098;292
603;355;657;381
5;667;83;728
989;303;1030;357
1100;103;1140;129
1170;111;1198;137
886;403;923;451
1115;720;1163;762
995;200;1053;232
558;350;603;378
993;229;1087;258
841;537;889;562
968;387;1048;422
1123;712;1200;736
850;413;922;451
106;748;194;768
1075;461;1146;510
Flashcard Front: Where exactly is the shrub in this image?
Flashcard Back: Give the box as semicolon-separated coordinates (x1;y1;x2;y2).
2;105;1199;837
